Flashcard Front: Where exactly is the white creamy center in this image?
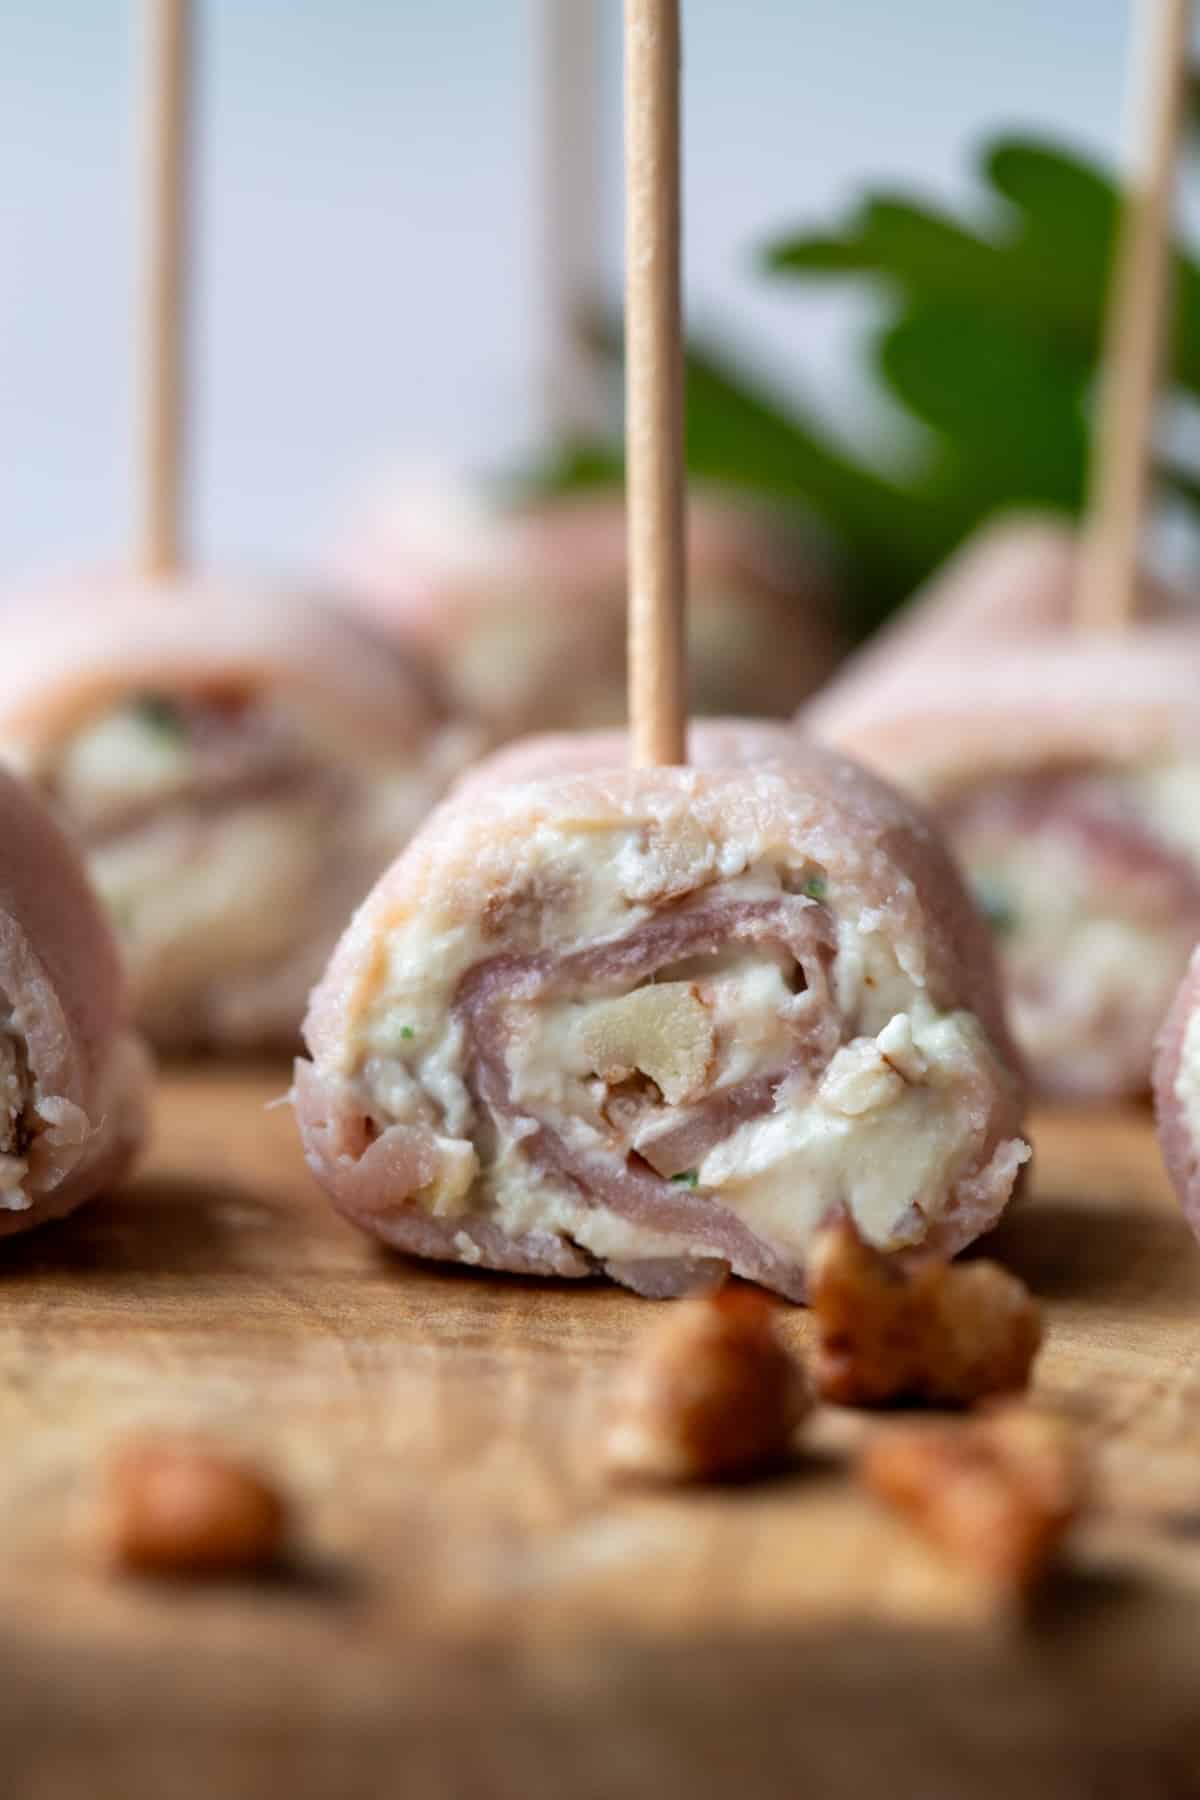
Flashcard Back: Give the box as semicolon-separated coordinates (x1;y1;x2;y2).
959;779;1199;1092
354;821;1020;1271
46;695;463;1029
0;1025;32;1211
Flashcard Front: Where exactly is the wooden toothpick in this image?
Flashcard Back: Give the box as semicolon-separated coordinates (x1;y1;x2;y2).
135;0;191;579
624;0;687;766
537;0;608;443
1076;0;1193;630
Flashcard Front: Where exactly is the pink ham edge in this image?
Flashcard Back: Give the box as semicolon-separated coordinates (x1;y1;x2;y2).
0;570;466;760
294;722;1030;1299
806;624;1200;795
0;769;148;1236
808;511;1177;732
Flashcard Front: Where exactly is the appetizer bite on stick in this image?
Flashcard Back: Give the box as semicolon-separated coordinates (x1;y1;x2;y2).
806;515;1194;1102
807;628;1200;1099
20;4;477;1056
0;766;147;1233
810;0;1198;1104
328;472;840;735
294;722;1029;1299
0;577;479;1053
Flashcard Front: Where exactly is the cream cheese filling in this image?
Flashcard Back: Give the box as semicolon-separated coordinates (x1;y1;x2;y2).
46;695;460;1024
0;1026;33;1211
90;797;338;1014
962;811;1195;1088
695;1005;1002;1253
383;975;1012;1264
452;596;624;727
1134;759;1200;865
354;822;1020;1270
58;703;195;819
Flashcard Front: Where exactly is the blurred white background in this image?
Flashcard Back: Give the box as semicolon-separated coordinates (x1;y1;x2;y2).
0;1;1137;576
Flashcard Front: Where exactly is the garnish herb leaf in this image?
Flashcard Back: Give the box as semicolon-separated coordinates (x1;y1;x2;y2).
530;133;1200;639
130;692;185;738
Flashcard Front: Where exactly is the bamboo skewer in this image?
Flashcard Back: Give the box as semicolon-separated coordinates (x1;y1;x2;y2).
623;0;687;767
135;0;191;579
1076;0;1193;631
537;0;608;443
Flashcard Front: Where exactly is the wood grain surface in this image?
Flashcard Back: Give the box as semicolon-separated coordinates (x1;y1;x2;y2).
4;1068;1200;1799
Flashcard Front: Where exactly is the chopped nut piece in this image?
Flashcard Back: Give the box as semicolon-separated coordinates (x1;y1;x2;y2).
876;1012;928;1083
604;1286;811;1483
618;819;717;903
818;1039;906;1117
480;873;575;945
580;982;715;1106
861;1404;1084;1589
808;1219;1041;1408
102;1440;289;1577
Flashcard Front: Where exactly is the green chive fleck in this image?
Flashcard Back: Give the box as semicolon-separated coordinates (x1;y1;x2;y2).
399;1025;416;1041
670;1170;699;1188
801;876;826;901
131;692;185;738
974;879;1019;936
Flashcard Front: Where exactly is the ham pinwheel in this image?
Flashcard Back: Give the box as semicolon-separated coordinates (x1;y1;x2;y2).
293;721;1029;1300
0;766;147;1234
0;576;482;1054
808;627;1200;1099
328;474;841;736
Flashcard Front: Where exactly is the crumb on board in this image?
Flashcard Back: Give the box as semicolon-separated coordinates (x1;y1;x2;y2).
860;1402;1085;1591
807;1219;1042;1409
603;1285;812;1484
101;1439;289;1578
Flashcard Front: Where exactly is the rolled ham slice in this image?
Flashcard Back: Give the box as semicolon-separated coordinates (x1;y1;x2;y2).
807;624;1200;1099
0;574;482;1054
327;470;841;735
0;767;147;1234
293;721;1029;1300
817;516;1077;711
815;513;1181;718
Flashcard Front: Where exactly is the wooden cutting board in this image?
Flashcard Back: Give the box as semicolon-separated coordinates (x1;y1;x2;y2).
3;1068;1200;1799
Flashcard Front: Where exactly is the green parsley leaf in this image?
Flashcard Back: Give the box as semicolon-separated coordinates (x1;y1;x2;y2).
530;135;1200;642
670;1170;700;1188
801;876;827;901
399;1025;416;1041
130;692;185;738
